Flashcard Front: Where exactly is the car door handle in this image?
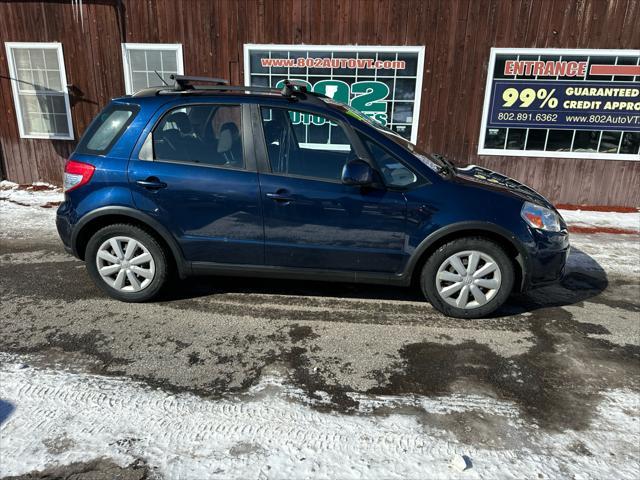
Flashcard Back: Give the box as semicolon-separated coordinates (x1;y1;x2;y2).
136;178;167;190
266;192;294;203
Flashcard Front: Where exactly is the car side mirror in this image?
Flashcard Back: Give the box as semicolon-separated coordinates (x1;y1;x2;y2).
341;159;374;186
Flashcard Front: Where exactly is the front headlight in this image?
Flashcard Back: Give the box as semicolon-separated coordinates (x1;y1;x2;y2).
521;201;561;232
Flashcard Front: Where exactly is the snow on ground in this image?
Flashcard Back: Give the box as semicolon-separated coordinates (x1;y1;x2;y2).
0;181;63;240
1;356;638;480
559;209;640;233
0;180;63;207
568;233;640;278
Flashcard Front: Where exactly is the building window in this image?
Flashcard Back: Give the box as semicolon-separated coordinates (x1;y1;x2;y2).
478;48;640;161
5;42;74;140
121;43;183;95
244;44;425;145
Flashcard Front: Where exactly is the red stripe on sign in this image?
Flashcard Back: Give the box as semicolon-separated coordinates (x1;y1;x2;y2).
589;64;640;76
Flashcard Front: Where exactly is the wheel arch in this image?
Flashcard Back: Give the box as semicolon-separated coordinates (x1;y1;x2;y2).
72;207;189;278
405;222;529;291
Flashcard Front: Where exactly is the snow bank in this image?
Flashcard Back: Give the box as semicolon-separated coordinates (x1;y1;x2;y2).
0;181;63;207
0;182;62;240
560;209;639;233
1;358;638;479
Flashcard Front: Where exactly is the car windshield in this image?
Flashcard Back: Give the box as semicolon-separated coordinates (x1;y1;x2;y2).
323;98;445;173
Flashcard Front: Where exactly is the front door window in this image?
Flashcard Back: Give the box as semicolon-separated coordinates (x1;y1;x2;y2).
260;107;356;182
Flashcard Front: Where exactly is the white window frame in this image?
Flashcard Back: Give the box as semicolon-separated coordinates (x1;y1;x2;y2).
478;47;640;161
5;41;74;140
243;44;426;145
121;43;184;95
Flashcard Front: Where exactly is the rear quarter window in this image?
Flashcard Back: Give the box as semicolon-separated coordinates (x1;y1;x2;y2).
75;104;139;155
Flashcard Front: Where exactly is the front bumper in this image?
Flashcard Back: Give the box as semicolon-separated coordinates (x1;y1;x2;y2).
522;228;570;290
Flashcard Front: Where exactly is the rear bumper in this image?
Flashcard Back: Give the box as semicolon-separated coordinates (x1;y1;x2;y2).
56;202;77;257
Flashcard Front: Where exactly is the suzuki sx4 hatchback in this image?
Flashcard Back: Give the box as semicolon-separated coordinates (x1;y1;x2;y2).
57;78;570;319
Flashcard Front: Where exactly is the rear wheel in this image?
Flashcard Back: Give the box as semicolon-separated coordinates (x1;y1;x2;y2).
420;237;514;318
85;224;168;302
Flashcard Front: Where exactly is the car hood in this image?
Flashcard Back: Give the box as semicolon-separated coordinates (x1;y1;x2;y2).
454;165;555;209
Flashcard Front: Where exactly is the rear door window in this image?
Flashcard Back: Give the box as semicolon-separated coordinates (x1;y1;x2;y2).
150;104;244;169
76;104;139;155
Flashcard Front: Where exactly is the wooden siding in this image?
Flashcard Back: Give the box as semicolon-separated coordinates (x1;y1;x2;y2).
0;0;638;206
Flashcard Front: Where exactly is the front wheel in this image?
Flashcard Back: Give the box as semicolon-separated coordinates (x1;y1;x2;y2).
85;224;168;302
420;237;515;318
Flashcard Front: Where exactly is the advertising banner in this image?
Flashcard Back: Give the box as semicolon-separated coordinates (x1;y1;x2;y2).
479;49;640;160
487;77;640;132
243;45;425;144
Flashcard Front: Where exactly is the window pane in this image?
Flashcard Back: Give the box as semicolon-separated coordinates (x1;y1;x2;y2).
394;79;416;100
50;95;67;114
360;134;418;188
545;130;573;151
129;50;147;70
16;69;34;92
47;70;62;91
572;131;600;152
86;110;133;150
261;107;355;181
391;103;414;124
484;128;506;149
506;129;527;150
525;129;547;150
44;49;59;70
13;49;30;69
599;131;622;153
396;53;418;77
29;49;46;69
161;50;177;71
54;114;69;136
131;72;148;92
152;105;244;168
19;93;68;135
619;132;640;154
31;69;48;90
145;50;162;71
76;104;138;155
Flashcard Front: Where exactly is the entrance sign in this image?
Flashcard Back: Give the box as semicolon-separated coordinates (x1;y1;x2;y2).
243;44;425;144
479;48;640;160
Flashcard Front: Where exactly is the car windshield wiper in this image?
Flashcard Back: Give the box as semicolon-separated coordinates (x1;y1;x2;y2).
431;153;456;176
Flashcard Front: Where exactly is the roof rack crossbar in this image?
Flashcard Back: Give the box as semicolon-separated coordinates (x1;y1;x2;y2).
132;77;334;106
170;74;230;90
281;79;310;97
155;85;281;96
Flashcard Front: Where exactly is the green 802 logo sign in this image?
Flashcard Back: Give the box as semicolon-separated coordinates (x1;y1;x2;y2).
275;79;390;126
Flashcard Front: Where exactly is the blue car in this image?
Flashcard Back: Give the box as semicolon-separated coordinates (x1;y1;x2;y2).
57;77;570;318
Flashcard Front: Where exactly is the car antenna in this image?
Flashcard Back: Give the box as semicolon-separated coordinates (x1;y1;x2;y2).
154;70;169;87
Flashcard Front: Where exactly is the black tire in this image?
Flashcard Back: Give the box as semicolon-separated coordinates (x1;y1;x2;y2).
420;237;515;319
85;223;169;302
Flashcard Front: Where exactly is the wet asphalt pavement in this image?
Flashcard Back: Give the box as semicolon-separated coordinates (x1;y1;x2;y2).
0;225;639;437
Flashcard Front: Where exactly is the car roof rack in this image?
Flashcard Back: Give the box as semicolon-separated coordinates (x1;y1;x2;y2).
279;79;329;106
171;74;229;90
131;77;332;106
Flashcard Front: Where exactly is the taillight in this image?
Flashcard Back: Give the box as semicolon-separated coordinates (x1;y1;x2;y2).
64;160;95;192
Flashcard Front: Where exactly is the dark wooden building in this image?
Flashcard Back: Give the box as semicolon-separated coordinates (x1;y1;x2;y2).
1;0;639;206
